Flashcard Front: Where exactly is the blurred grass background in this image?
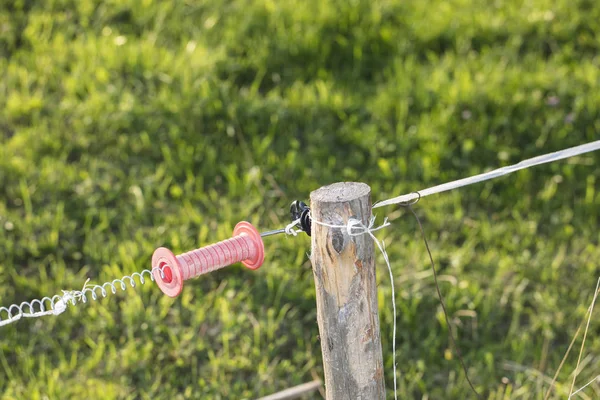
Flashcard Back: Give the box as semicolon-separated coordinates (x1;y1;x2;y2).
1;0;600;398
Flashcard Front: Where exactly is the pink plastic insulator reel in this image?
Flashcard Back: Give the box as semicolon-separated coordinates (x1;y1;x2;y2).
152;221;265;297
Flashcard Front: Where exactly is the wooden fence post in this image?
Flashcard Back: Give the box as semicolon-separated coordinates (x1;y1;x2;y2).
310;182;385;399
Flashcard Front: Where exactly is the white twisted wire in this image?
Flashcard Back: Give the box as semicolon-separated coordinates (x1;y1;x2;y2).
0;267;163;327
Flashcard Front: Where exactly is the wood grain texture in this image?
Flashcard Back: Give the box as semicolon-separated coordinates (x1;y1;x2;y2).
310;182;385;400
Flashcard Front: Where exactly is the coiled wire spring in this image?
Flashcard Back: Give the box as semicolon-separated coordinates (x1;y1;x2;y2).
0;266;165;327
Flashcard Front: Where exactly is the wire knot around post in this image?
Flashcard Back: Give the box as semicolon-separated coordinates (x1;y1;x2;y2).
346;216;391;237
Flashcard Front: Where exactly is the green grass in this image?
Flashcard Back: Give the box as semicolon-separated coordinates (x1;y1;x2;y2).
1;0;600;398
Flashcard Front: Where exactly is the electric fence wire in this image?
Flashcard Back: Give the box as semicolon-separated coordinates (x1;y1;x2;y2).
2;139;600;328
374;140;600;208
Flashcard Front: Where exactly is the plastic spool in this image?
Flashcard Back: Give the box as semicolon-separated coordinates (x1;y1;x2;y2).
152;221;265;297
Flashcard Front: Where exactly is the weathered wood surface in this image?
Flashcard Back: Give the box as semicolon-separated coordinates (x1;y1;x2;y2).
310;182;385;400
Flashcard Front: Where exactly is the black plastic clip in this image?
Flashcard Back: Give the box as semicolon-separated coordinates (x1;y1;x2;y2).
290;200;311;236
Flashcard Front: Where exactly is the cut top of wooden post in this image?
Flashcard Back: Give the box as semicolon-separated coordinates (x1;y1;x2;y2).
311;182;371;204
310;182;385;400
